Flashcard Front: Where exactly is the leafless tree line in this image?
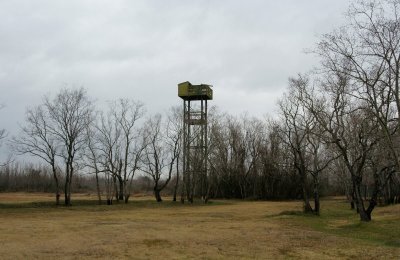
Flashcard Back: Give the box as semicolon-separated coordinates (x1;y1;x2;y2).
2;104;326;202
6;88;181;205
1;83;394;221
0;162;156;194
0;0;398;222
275;0;400;221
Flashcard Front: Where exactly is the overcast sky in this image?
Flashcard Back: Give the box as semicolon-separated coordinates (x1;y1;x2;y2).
1;0;351;145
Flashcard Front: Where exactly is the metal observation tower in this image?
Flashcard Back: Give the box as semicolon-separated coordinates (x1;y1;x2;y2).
178;81;213;203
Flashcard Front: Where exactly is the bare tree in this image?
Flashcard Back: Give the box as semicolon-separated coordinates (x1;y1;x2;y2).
141;114;180;202
240;116;266;199
12;105;61;204
207;111;268;200
166;106;183;202
84;120;103;204
207;110;230;198
111;99;145;203
278;77;316;213
280;76;338;215
44;88;94;206
91;100;145;204
305;124;337;215
208;114;242;199
299;72;382;221
315;0;400;204
95;110;122;205
12;88;93;206
259;120;293;200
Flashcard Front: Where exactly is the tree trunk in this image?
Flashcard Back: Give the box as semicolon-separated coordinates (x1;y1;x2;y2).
66;162;73;206
354;184;371;222
64;168;71;206
64;166;69;206
351;186;357;211
118;178;124;201
358;206;371;222
173;157;179;202
95;171;102;205
186;171;192;203
363;173;381;221
385;180;392;204
313;177;320;215
68;176;72;205
303;191;313;213
173;182;178;202
113;176;119;202
65;194;71;206
239;180;246;200
180;166;185;204
204;179;211;204
64;180;71;206
123;181;130;204
106;174;113;205
301;172;313;213
154;188;162;202
124;194;130;204
350;200;355;210
51;165;60;206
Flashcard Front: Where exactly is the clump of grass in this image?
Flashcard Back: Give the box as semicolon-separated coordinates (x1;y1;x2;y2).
0;201;59;209
276;199;400;248
0;196;230;212
142;239;172;247
278;210;309;216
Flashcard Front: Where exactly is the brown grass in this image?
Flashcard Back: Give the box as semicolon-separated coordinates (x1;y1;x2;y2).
0;193;398;259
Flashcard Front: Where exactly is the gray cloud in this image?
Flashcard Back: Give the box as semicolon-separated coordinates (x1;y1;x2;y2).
1;0;350;141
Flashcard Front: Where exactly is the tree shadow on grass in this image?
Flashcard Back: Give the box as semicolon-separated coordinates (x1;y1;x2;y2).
0;200;99;209
266;210;317;218
0;198;230;211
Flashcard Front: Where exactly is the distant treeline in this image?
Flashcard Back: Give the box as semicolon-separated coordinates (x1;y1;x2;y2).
0;159;353;201
0;163;154;195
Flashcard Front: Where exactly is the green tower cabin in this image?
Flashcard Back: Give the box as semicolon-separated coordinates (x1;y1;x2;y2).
178;81;212;203
178;81;213;100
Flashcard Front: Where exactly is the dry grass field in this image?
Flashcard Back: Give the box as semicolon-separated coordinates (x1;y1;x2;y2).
0;193;399;259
